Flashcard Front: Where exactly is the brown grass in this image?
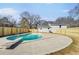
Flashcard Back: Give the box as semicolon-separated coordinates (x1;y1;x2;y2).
49;28;79;55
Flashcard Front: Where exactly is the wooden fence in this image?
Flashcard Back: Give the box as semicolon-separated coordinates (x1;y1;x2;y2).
0;27;29;37
54;28;79;34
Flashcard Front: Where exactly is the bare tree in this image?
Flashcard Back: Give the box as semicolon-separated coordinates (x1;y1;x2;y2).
30;15;41;29
55;16;75;27
20;11;30;19
19;17;29;28
68;4;79;18
20;11;41;29
7;16;17;27
0;16;17;27
20;11;30;28
68;4;79;27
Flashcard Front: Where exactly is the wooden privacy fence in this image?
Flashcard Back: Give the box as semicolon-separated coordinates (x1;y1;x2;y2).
0;27;29;37
54;28;79;34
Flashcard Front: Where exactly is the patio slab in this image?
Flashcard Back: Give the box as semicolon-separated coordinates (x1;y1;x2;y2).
0;33;73;55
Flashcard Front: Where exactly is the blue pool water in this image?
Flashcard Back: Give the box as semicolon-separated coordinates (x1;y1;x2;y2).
7;33;42;41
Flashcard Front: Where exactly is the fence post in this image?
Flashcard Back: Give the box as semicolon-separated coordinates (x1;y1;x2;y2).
11;27;13;35
16;27;18;34
2;27;4;36
2;23;5;36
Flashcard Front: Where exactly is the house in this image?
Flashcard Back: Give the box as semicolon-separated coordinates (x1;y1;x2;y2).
47;24;67;33
0;17;13;27
49;24;67;29
38;22;67;32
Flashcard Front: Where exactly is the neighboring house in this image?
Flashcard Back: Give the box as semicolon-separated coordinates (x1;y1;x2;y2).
0;17;13;27
49;24;67;29
48;24;67;33
38;22;67;32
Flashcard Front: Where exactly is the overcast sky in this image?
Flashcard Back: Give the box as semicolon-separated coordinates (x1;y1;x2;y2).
0;3;77;21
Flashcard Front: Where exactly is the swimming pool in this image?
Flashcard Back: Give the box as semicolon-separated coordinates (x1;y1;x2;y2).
7;33;42;41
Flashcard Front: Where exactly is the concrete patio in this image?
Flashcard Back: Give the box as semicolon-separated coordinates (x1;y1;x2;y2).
0;33;72;55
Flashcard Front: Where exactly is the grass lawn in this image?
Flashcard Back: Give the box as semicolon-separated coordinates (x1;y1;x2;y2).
49;28;79;55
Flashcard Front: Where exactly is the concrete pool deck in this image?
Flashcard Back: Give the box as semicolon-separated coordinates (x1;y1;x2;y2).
0;33;73;55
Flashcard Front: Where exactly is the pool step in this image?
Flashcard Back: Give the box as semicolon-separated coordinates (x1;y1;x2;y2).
0;37;23;49
6;40;23;49
0;41;16;49
6;38;23;49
